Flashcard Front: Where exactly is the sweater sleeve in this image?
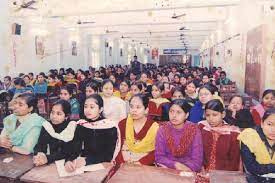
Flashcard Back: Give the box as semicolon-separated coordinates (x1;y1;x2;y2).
155;128;177;169
240;142;275;175
182;128;203;172
251;109;262;125
17;127;42;153
33;128;48;156
65;125;83;162
138;150;155;165
226;133;240;171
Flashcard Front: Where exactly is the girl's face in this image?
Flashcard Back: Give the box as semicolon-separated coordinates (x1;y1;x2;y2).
164;83;170;93
186;83;196;95
60;89;71;101
129;97;147;120
162;76;169;83
85;86;95;97
80;74;86;81
13;97;32;116
24;77;30;85
102;82;114;98
95;72;100;78
180;77;187;86
130;85;141;95
130;73;136;81
172;91;184;100
37;75;44;83
205;109;225;127
109;75;116;83
50;104;66;125
229;97;243;111
199;88;213;105
140;74;148;83
157;74;162;81
174;76;180;83
263;93;275;108
66;73;74;80
261;114;275;141
119;82;129;93
169;104;188;127
202;76;209;84
151;85;161;99
48;77;55;83
84;98;102;120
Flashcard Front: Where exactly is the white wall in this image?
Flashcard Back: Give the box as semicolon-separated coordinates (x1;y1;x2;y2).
0;0;12;79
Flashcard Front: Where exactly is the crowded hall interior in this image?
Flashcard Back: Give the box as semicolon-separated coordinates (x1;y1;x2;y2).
0;0;275;182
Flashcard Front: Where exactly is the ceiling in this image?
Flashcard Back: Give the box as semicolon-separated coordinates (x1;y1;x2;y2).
10;0;245;52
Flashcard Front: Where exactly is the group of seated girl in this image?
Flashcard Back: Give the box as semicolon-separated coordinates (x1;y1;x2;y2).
0;84;274;182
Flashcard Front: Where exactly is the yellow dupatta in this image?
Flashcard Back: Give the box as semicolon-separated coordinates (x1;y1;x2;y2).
125;115;159;153
150;98;170;108
238;128;275;164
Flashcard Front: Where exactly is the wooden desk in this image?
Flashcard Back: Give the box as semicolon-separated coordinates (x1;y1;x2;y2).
0;152;33;183
210;170;247;183
20;163;113;183
108;164;195;183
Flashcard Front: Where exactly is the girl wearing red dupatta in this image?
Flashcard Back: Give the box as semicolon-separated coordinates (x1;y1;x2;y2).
251;90;275;125
148;82;170;121
198;99;241;171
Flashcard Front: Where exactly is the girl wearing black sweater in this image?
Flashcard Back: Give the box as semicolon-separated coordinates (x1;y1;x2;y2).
225;95;255;128
33;100;76;166
65;94;120;172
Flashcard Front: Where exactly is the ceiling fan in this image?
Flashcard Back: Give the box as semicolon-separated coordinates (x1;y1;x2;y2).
179;26;190;31
77;20;95;25
121;35;131;39
171;12;186;19
14;0;38;12
105;29;119;34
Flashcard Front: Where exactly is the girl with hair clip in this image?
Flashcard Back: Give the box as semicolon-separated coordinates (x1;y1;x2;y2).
184;81;198;105
251;89;275;125
198;99;241;172
148;82;170;121
101;79;127;122
60;85;80;121
238;108;275;182
116;94;159;165
129;82;143;96
155;99;203;172
65;94;120;172
114;80;132;101
79;82;99;119
188;84;223;123
0;93;46;155
225;95;255;129
33;100;76;166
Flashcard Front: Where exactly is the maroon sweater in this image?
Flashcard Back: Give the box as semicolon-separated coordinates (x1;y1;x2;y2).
198;123;240;171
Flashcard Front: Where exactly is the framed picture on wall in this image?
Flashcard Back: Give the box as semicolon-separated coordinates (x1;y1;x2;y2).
109;46;112;56
35;36;45;56
120;48;123;57
72;41;77;56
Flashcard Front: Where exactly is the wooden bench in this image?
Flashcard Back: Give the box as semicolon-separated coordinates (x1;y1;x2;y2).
108;164;195;183
20;162;113;183
210;170;247;183
0;152;33;183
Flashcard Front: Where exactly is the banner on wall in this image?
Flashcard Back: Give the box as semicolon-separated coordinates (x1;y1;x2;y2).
163;49;185;55
35;36;45;56
151;48;158;59
245;25;266;100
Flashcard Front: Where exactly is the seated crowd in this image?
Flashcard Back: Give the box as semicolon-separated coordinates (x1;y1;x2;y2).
0;62;274;182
